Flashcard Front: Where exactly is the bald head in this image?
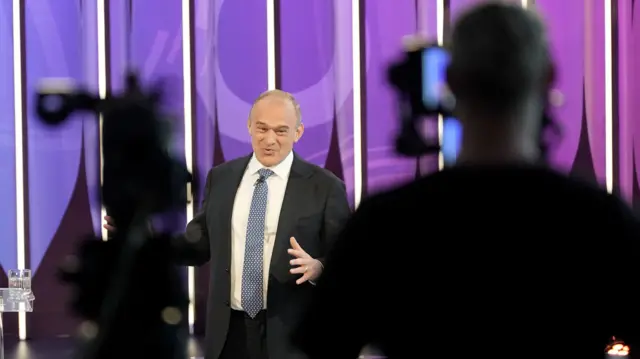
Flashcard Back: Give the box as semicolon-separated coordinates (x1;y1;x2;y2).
249;89;302;127
248;90;304;167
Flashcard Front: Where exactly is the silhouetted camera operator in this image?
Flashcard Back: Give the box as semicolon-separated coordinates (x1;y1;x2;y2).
292;3;640;359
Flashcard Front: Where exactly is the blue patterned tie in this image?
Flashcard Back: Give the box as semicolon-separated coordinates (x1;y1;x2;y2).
241;168;274;318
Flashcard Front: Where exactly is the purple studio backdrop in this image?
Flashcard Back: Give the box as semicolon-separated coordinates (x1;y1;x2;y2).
0;0;634;338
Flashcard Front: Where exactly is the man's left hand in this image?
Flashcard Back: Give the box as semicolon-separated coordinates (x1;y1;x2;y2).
288;237;323;285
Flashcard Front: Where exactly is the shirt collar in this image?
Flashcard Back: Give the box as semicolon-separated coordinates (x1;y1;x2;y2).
247;150;294;179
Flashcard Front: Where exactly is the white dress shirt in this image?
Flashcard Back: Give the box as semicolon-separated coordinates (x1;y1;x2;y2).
229;151;294;310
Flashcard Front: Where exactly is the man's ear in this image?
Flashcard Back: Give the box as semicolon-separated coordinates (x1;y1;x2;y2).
247;119;251;135
545;63;556;89
294;123;304;143
445;65;459;98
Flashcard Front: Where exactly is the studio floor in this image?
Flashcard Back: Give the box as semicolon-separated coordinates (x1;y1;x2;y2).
2;337;205;359
3;337;385;358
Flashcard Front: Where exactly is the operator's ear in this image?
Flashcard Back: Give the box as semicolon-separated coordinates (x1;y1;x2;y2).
445;65;460;99
545;62;556;89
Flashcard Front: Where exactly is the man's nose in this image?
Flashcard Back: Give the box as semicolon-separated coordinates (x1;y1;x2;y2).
264;130;277;144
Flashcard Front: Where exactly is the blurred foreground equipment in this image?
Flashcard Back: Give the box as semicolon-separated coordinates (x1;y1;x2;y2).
607;337;631;356
35;74;191;359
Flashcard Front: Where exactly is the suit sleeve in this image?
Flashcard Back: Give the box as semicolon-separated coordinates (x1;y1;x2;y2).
317;178;352;266
172;169;213;266
292;199;380;359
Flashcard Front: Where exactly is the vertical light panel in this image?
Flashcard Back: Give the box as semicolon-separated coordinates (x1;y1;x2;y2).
181;0;196;333
277;0;340;174
12;0;26;340
416;0;432;36
604;0;614;193
26;0;91;337
535;0;585;174
616;0;635;203
437;0;445;170
364;0;416;193
97;0;108;240
352;0;362;208
192;0;216;334
215;0;268;162
583;0;608;185
0;0;19;300
266;0;277;90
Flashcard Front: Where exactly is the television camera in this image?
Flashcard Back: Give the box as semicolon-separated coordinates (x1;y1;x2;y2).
35;73;191;359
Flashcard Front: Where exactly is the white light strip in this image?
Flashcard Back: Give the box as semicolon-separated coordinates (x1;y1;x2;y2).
521;0;528;8
604;0;613;193
181;0;196;333
97;0;108;240
436;0;444;171
266;0;276;90
351;0;363;208
12;0;27;340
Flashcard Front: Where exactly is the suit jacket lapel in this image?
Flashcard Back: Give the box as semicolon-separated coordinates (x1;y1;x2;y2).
270;154;313;281
215;154;252;265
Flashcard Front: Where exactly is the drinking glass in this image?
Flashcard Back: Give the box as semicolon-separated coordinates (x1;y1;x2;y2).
7;269;34;301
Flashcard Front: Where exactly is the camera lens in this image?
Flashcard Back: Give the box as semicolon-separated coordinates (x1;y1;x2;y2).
41;94;64;113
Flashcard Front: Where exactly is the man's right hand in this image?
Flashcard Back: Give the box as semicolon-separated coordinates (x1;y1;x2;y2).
103;215;116;232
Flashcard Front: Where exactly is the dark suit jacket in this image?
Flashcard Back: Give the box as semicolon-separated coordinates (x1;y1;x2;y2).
173;153;351;359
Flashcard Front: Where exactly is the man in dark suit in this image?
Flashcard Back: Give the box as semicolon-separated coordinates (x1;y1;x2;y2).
105;90;350;359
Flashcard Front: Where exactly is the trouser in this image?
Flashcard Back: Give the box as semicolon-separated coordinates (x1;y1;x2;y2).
219;309;268;359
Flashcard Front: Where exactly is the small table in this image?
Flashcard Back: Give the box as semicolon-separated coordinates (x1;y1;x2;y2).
0;288;34;359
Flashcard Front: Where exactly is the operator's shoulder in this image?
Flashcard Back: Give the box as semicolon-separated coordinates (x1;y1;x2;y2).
547;172;637;218
595;189;640;229
363;175;434;206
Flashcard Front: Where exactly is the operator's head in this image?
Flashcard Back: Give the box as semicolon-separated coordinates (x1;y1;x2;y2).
446;2;554;162
248;90;304;167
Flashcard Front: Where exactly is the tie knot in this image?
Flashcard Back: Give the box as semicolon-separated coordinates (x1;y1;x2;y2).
258;168;274;179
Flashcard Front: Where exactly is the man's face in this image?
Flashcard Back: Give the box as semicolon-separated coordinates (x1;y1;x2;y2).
248;96;303;167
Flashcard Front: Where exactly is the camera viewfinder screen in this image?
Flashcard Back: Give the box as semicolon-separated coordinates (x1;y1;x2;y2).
422;47;461;166
421;47;448;109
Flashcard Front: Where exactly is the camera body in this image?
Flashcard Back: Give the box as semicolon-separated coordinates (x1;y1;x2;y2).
387;44;455;118
387;41;559;163
387;43;461;162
